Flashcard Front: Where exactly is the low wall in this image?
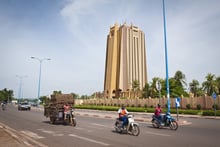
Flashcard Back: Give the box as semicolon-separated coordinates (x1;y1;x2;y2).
82;96;220;109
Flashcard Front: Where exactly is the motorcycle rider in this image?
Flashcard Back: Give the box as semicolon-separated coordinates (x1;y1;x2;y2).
1;101;6;110
118;104;129;129
63;103;71;120
154;104;163;124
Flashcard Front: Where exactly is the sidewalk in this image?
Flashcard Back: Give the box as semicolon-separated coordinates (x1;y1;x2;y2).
0;122;29;147
0;122;47;147
0;124;24;147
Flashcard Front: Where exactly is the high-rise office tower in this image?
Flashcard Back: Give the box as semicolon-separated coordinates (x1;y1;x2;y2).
104;23;147;98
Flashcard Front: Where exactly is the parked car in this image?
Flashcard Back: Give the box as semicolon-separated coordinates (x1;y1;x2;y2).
18;102;31;111
31;102;38;107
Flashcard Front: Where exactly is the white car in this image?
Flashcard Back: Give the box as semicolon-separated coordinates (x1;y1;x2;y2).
18;102;31;111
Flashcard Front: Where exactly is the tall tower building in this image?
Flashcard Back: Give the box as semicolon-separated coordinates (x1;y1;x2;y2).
104;23;147;98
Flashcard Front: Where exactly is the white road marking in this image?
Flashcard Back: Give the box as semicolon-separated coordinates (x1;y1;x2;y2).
38;129;54;134
91;123;112;129
38;129;64;136
145;131;171;137
75;127;93;132
69;134;110;146
21;130;45;139
53;134;64;136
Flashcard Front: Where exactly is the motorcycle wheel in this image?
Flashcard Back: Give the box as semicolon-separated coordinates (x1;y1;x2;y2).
169;121;178;130
132;124;140;136
115;122;121;133
152;120;159;128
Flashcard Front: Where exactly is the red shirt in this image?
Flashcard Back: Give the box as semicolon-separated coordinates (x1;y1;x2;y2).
155;107;162;116
64;105;70;112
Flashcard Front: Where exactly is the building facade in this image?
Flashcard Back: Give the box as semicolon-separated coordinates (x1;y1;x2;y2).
104;23;147;98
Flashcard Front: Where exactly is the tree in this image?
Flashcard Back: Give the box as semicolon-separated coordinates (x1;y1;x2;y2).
189;79;200;97
53;90;62;95
151;77;162;98
132;80;140;98
202;73;217;96
171;71;188;97
216;76;220;95
142;83;150;98
174;70;186;87
71;92;79;99
132;80;140;91
0;88;14;102
39;96;48;104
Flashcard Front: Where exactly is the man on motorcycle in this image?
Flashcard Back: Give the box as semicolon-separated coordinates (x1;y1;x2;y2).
63;103;71;120
1;101;6;110
118;104;128;129
154;104;162;123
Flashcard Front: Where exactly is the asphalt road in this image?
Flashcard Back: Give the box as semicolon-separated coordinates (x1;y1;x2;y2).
0;104;220;147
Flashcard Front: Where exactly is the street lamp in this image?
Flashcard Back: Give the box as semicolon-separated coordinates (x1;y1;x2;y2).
31;56;51;105
16;75;27;102
162;0;170;112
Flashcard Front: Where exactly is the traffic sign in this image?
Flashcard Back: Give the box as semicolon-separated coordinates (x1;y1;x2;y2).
156;81;161;91
175;97;180;107
212;92;217;100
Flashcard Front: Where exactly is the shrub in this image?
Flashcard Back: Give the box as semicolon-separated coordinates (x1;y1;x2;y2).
144;104;147;108
138;104;141;107
203;111;215;116
212;104;219;110
196;104;201;110
186;104;191;109
165;104;167;108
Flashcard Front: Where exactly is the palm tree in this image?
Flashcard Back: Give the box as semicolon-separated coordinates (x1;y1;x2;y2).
132;80;140;98
174;70;186;87
215;76;220;95
189;79;200;97
151;77;162;98
202;73;217;96
142;83;150;98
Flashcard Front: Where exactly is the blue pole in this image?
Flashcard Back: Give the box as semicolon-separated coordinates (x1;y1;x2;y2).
162;0;170;112
31;57;50;105
19;77;22;101
37;60;42;105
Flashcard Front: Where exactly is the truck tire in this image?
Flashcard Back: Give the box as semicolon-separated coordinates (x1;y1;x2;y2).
50;117;56;124
71;118;76;127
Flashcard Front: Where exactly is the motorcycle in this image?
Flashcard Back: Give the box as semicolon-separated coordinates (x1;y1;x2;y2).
1;103;6;111
152;112;178;130
115;114;140;136
64;109;76;127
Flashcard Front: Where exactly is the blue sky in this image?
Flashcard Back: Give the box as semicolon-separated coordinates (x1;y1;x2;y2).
0;0;220;98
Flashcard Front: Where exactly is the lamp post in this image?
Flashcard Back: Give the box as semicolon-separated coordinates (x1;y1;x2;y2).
31;57;51;105
162;0;170;113
16;75;27;103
